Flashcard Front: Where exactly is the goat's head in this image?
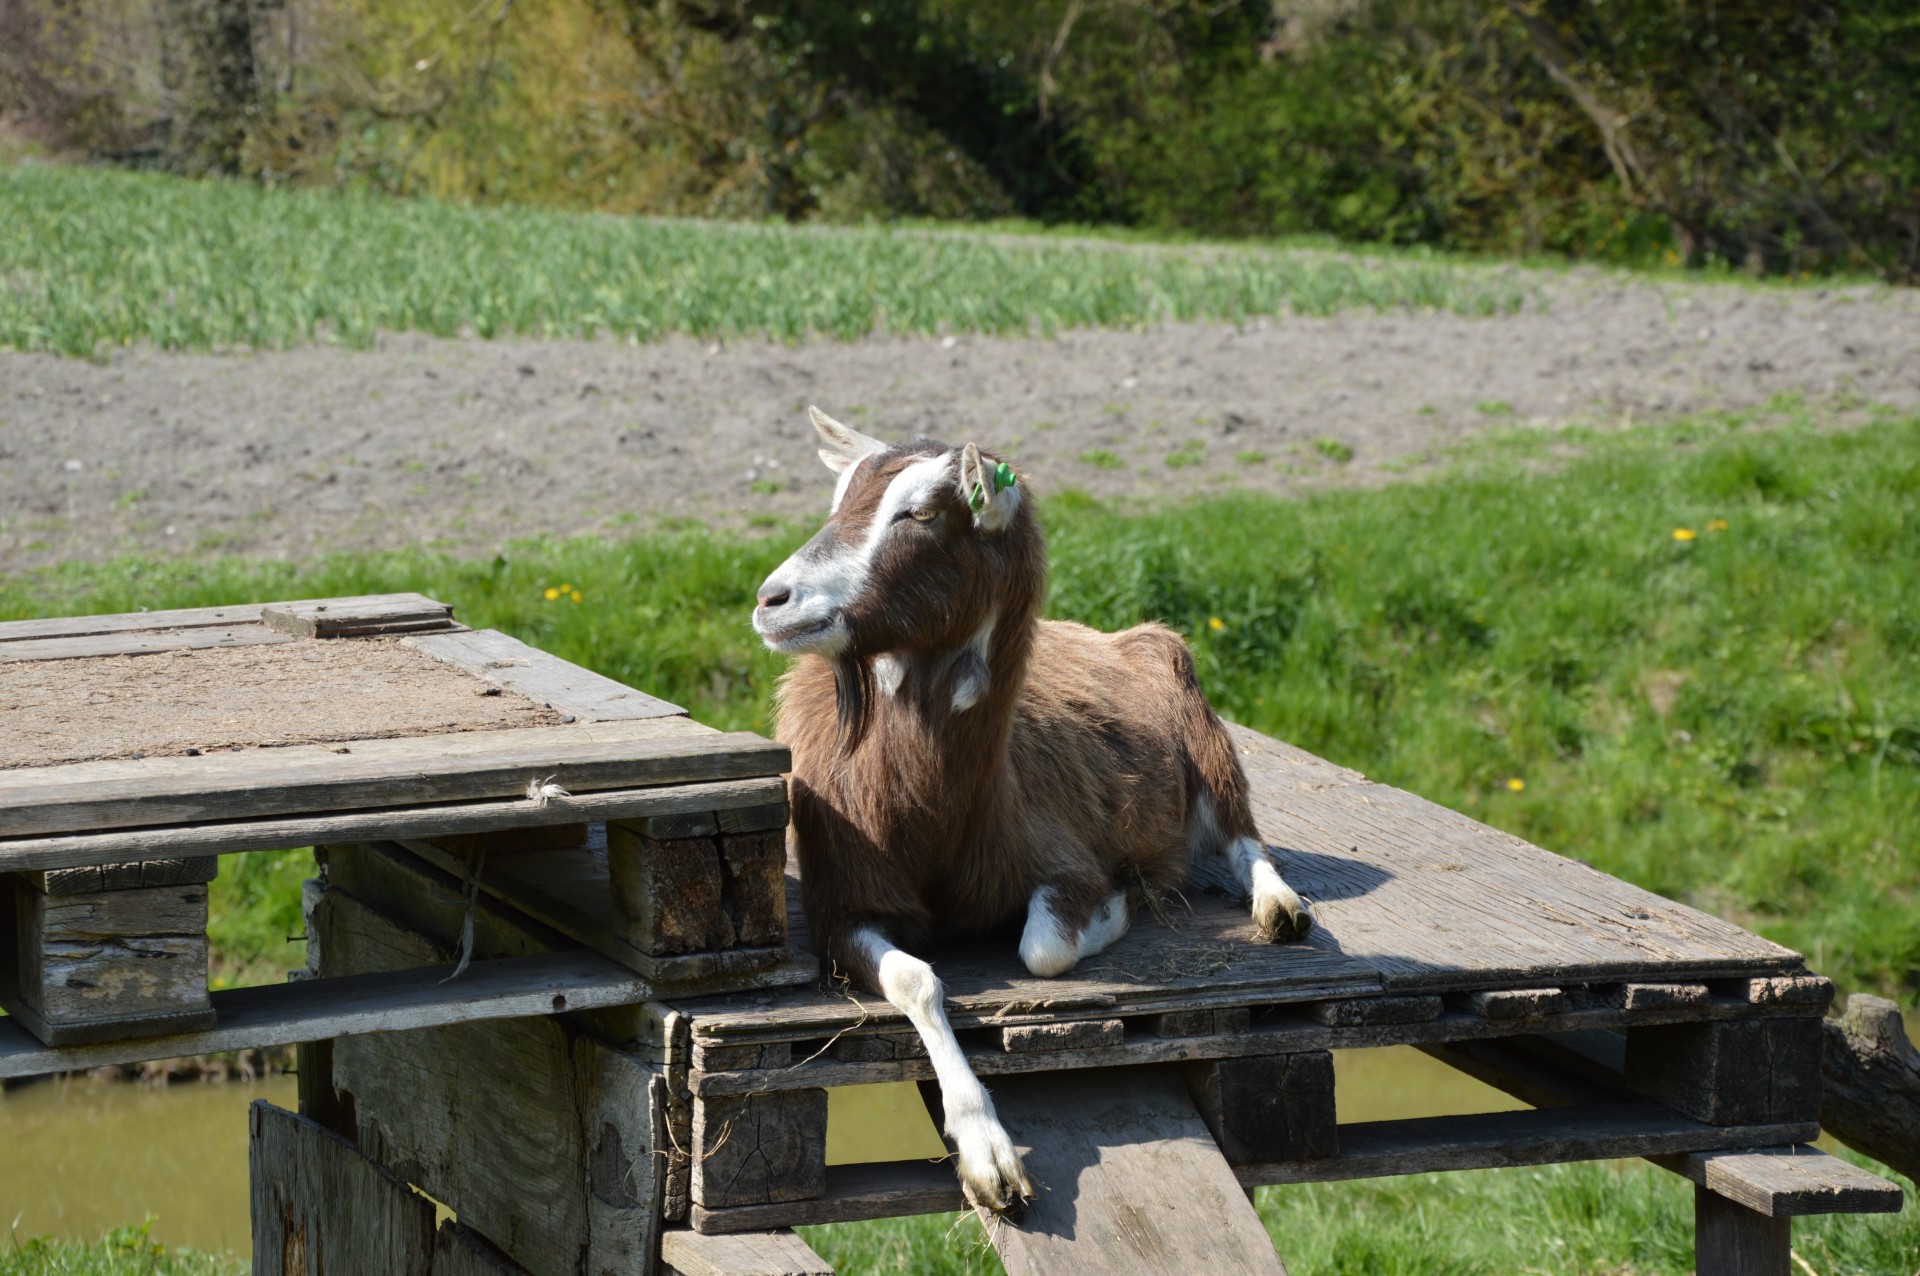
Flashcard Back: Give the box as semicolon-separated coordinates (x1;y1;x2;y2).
753;406;1032;666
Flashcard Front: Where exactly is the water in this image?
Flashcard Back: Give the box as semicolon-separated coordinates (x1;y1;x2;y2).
0;1047;1520;1257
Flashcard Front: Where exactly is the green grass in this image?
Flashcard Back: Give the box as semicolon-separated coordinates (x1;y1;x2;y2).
0;166;1526;358
1312;436;1355;463
2;1223;243;1276
800;1154;1919;1274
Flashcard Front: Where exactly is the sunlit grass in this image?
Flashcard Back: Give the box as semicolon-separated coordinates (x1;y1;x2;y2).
0;167;1525;358
1;1222;244;1276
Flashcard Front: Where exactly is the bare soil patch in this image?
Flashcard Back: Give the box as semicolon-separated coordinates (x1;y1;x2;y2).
2;271;1915;571
0;638;562;768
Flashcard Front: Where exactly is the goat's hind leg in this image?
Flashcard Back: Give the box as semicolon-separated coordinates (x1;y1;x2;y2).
1019;883;1130;978
842;924;1032;1215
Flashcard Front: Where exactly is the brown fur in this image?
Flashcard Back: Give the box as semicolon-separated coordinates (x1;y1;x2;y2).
773;443;1263;988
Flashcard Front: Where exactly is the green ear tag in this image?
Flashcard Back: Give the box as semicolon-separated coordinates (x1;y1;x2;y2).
993;461;1017;492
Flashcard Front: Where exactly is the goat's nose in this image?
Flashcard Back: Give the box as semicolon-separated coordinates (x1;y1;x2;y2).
757;583;792;610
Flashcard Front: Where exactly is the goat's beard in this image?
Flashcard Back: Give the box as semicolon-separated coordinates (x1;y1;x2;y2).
832;654;876;755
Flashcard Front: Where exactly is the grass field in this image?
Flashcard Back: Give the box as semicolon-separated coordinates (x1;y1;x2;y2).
0;166;1528;357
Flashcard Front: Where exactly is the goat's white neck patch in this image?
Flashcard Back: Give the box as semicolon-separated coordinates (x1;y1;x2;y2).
950;614;995;713
873;653;906;698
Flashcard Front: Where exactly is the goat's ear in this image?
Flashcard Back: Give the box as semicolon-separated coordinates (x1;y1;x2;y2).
958;442;1021;533
810;405;885;476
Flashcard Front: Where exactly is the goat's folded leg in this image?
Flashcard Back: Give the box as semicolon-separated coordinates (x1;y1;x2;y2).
846;924;1033;1216
1019;883;1130;977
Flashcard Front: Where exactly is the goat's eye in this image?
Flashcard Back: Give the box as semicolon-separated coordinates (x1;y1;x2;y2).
909;507;938;523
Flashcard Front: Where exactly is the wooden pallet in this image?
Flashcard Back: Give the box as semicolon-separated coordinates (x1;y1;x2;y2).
0;596;797;1049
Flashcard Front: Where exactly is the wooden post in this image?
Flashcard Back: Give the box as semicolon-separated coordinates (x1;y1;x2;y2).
1;865;215;1045
250;1100;437;1276
691;1089;830;1209
1184;1051;1337;1163
608;822;788;956
1625;1019;1823;1125
1695;1185;1790;1276
313;874;664;1276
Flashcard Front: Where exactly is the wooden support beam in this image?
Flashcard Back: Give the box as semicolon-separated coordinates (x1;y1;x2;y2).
1451;988;1566;1020
1304;995;1442;1027
2;873;213;1046
1185;1052;1337;1163
261;595;454;639
1001;1019;1124;1053
662;1229;834;1276
23;857;218;896
691;1089;829;1209
1695;1184;1790;1276
316;886;662;1276
1625;1018;1823;1125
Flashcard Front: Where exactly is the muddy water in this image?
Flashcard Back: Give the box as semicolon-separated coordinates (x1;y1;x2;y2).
0;1047;1517;1256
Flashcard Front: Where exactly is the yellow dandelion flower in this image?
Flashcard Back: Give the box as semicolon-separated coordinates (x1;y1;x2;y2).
571;590;584;603
1706;518;1728;532
558;582;571;592
1507;777;1525;792
543;587;560;601
1672;527;1697;541
1208;616;1226;632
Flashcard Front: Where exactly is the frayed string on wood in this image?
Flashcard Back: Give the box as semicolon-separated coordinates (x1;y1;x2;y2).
438;846;487;985
526;774;571;807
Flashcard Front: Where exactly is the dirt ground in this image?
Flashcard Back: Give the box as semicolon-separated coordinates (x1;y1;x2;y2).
3;269;1916;571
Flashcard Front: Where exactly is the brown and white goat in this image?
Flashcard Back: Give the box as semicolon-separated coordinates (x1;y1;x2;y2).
752;407;1315;1214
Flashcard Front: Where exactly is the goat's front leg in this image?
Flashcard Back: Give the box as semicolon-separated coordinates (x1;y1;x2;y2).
1019;884;1130;977
846;924;1032;1215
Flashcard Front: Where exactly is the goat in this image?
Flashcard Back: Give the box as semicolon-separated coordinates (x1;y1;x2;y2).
751;407;1315;1215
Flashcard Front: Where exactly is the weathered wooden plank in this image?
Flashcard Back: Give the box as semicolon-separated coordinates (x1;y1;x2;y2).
1452;988;1567;1020
250;1100;438;1276
690;1161;962;1234
1625;1019;1824;1125
1233;1106;1821;1186
1185;1052;1336;1163
0;595;433;644
694;1040;794;1072
1142;1007;1252;1037
428;823;589;858
0;777;788;873
1227;725;1805;988
261;596;454;639
986;1066;1287;1276
0;625;299;665
1303;995;1443;1027
691;1089;829;1209
1695;1186;1790;1276
397;835;810;989
432;1221;530;1275
688;1000;1848;1099
1652;1147;1906;1218
661;1228;834;1276
1744;974;1835;1008
320;885;661;1276
5;878;212;1046
610;822;733;954
0;716;788;837
24;856;218;896
0;947;652;1080
1820;994;1920;1183
1001;1019;1124;1053
405;628;684;721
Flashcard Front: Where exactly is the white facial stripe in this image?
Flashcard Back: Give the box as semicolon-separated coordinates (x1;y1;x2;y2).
830;453;866;514
873;653;906;698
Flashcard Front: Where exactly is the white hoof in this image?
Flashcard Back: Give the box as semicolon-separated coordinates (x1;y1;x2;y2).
1253;871;1314;942
953;1114;1033;1216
